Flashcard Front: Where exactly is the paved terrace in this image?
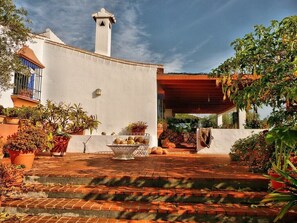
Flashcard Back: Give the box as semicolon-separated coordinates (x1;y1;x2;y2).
4;153;297;223
27;153;265;181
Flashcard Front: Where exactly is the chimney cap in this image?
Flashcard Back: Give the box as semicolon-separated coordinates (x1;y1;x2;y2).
92;8;116;23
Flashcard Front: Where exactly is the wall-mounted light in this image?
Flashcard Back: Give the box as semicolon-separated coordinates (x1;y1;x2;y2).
95;88;101;96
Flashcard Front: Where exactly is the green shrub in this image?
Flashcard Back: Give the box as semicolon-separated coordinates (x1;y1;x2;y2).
229;130;274;172
167;118;199;133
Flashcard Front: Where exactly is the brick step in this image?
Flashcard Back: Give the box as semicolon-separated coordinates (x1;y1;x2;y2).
19;215;160;223
167;148;196;154
2;197;297;222
25;174;269;191
27;184;267;204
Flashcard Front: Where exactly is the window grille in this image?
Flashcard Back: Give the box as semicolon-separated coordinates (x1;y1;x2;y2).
13;58;43;101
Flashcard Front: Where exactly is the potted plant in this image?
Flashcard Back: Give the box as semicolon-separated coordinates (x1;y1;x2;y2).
17;106;36;126
128;121;148;135
0;105;5;124
50;128;71;156
261;160;297;222
18;88;33;98
3;107;20;125
265;126;297;189
38;100;100;156
66;103;100;135
3;124;49;170
39;101;72;156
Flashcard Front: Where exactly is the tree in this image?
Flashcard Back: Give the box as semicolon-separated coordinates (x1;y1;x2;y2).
245;110;261;129
211;16;297;126
0;0;31;93
211;16;297;222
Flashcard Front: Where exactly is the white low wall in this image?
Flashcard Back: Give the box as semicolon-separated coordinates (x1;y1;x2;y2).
67;135;152;153
196;129;265;154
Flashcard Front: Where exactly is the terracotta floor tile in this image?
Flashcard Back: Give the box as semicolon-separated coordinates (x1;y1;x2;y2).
25;154;267;181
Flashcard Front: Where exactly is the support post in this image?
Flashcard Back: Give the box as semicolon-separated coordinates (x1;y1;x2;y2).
238;109;246;129
217;113;223;127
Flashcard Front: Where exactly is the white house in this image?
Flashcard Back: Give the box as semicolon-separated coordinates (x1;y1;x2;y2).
1;8;163;148
1;8;256;154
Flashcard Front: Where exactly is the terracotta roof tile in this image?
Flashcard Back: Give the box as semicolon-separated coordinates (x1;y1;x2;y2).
18;46;45;68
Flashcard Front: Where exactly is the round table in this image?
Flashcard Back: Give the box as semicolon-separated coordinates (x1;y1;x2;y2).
107;144;141;160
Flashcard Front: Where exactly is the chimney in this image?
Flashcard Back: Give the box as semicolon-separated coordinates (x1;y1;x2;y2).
92;8;116;56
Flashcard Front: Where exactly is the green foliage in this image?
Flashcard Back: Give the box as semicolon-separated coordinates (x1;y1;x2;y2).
167;117;199;133
37;100;100;135
199;115;218;128
2;107;19;117
261;161;297;222
7;101;100;135
245;110;268;129
229;131;274;172
265;126;297;171
211;16;297;126
0;0;31;93
0;105;4;115
17;106;35;120
66;103;100;134
175;113;199;119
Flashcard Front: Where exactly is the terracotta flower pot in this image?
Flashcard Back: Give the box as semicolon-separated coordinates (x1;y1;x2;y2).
5;117;20;125
8;150;35;170
0;115;5;124
51;135;71;156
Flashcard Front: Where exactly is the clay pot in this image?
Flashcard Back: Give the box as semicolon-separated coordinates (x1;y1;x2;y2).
5;117;19;125
0;115;5;124
8;150;35;170
51;135;71;156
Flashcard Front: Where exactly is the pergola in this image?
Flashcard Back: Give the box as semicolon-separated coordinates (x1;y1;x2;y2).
157;74;235;115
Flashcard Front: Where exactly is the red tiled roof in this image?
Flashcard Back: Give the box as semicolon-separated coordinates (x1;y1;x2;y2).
18;46;45;68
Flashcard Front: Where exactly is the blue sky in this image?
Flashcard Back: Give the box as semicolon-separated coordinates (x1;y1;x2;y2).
14;0;297;73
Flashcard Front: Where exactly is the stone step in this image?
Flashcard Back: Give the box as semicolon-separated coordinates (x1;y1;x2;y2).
25;175;269;191
2;197;297;222
26;184;267;204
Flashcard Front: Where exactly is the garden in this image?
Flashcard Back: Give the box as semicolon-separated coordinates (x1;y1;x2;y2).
212;15;297;221
0;100;100;169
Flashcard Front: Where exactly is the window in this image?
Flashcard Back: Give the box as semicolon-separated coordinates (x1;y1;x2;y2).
13;58;43;101
100;21;105;26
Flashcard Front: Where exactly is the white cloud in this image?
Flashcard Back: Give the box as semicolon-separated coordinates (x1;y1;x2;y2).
164;54;184;73
164;36;213;73
112;3;161;63
184;0;237;30
193;49;234;73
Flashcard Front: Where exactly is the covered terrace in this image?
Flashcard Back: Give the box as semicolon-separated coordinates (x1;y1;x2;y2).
157;73;246;128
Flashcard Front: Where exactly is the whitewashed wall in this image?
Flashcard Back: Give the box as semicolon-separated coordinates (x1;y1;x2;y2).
39;40;160;146
0;88;13;107
67;135;152;153
197;129;265;154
